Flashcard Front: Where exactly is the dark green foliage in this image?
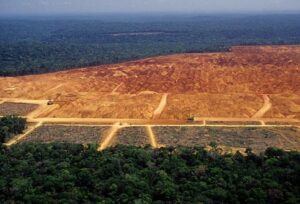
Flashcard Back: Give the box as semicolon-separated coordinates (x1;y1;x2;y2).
0;144;299;203
0;115;26;143
1;14;300;76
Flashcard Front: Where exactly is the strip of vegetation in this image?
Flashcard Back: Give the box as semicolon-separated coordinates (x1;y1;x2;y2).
0;143;299;203
0;115;26;143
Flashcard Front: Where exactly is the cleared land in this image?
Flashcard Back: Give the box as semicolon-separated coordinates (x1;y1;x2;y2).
266;121;300;126
152;126;300;153
20;125;109;144
205;121;262;125
1;45;300;152
0;102;39;116
7;124;300;152
0;45;299;120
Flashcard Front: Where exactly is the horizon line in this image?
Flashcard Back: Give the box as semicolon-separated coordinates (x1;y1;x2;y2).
1;10;300;17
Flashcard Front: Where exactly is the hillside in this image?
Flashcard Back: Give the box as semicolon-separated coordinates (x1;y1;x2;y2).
0;45;300;120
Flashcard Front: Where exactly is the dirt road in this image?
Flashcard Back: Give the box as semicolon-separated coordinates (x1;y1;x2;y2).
111;83;123;94
42;84;64;96
2;97;298;126
2;97;300;150
252;95;272;118
27;117;299;126
27;104;59;119
97;122;122;151
5;122;43;146
153;93;168;119
194;116;299;123
146;125;158;148
1;98;49;105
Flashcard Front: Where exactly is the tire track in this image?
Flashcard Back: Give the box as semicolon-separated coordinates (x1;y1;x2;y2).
152;93;168;119
98;122;123;151
252;95;272;118
146;125;158;148
111;83;123;94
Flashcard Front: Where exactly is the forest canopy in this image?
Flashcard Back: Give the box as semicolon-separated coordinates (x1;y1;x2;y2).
1;14;300;76
0;144;299;203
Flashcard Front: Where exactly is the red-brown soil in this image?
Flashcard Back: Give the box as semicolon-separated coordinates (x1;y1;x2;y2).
0;45;299;120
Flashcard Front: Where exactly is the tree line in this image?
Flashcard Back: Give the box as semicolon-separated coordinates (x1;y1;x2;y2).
1;14;300;76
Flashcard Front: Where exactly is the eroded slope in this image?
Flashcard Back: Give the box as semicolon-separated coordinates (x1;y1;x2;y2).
0;45;299;119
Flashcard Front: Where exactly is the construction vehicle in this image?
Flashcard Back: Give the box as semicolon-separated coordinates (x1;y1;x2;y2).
187;115;195;123
47;100;54;105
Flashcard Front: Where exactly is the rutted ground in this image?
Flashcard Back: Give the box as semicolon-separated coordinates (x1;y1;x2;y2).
0;45;299;120
19;124;109;145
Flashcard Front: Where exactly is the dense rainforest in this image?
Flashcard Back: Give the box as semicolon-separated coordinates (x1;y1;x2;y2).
1;14;300;76
0;144;299;203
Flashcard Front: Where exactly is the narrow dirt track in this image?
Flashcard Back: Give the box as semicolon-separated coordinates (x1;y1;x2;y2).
42;84;64;96
252;95;272;118
260;120;266;126
194;117;299;123
27;104;59;119
32;123;297;128
27;117;300;126
2;98;299;125
2;98;300;148
5;122;43;146
111;83;123;94
146;126;158;148
1;98;49;105
152;93;168;119
97;122;121;151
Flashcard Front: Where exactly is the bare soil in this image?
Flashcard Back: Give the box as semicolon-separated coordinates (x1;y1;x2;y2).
205;121;262;125
0;45;299;119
